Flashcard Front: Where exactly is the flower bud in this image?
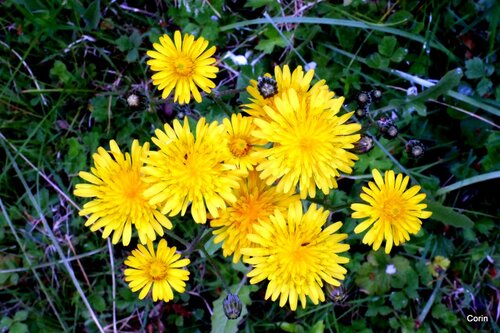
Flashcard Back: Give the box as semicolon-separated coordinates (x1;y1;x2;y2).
354;135;374;154
223;293;242;320
406;140;425;159
325;283;346;303
357;91;371;105
355;105;369;119
370;89;382;101
257;76;278;99
377;117;398;139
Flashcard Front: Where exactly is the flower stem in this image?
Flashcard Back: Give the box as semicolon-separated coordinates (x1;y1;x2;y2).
199;246;230;292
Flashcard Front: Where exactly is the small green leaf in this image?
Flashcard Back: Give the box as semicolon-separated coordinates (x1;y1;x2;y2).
366;53;390;69
125;49;139;63
115;35;131;52
9;322;29;333
465;57;485;79
0;317;13;329
390;291;408;310
13;311;28;322
378;36;397;57
477;77;492;96
50;60;73;84
391;47;407;63
83;0;101;30
426;200;474;228
310;320;325;333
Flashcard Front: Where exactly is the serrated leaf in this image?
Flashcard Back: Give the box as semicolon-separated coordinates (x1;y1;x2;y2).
426;200;474;228
210;285;253;333
464;57;484;79
409;68;463;104
378;36;397;57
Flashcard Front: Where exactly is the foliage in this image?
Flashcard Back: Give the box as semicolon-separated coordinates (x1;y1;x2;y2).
0;0;499;332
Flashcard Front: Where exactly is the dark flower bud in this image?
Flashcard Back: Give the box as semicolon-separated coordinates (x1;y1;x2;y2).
223;293;242;320
354;135;374;154
377;117;398;139
325;283;346;303
355;105;369;119
257;76;278;99
406;139;425;159
370;89;382;101
357;91;371;105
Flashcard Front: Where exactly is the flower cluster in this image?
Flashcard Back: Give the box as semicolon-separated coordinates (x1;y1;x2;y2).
74;31;432;310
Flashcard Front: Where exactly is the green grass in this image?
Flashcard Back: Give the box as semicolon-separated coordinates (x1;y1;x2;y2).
1;0;499;332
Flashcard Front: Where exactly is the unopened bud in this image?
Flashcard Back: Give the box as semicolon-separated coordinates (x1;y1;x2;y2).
370;89;382;101
223;293;242;320
377;117;398;139
406;140;425;159
257;76;278;99
355;105;369;119
354;135;374;154
357;91;371;105
127;94;140;108
325;283;346;303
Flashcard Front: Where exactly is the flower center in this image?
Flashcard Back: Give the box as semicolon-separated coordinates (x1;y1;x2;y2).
174;57;194;76
229;138;251;157
119;170;146;201
148;260;168;281
378;194;404;222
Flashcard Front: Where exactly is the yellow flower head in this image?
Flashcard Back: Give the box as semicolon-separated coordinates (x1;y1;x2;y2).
74;140;172;246
243;65;328;119
142;117;242;224
124;239;190;301
223;113;266;174
242;202;350;311
252;88;361;199
147;31;219;104
211;171;299;263
350;169;433;254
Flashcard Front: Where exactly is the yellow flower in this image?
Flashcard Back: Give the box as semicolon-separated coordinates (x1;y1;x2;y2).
243;65;327;119
223;113;266;174
124;239;190;301
242;202;350;311
211;171;299;263
147;31;219;104
252;88;361;199
74;140;172;246
142;117;242;224
350;169;433;254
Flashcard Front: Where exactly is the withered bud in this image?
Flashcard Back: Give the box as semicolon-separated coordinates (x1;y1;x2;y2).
355;105;369;119
370;89;382;101
357;91;371;105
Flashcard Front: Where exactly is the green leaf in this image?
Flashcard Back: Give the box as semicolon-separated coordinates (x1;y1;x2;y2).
464;57;485;79
477;77;492;96
390;291;408;310
125;49;139;63
310;320;325;333
9;322;29;333
0;317;13;329
409;68;463;104
50;60;73;84
255;28;288;54
83;0;101;30
426;201;474;228
210;285;253;333
378;36;397;57
13;311;28;322
366;53;390;69
391;47;407;63
115;35;132;52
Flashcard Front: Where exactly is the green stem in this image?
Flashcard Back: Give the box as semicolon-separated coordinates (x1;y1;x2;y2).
199;246;230;292
417;274;444;326
436;171;500;196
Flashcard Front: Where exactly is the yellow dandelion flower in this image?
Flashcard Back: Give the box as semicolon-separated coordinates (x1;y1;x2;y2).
243;64;329;119
242;202;350;311
252;87;361;199
147;30;219;104
211;171;299;263
350;169;433;254
74;140;172;246
223;113;266;174
142;117;242;224
124;239;190;301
